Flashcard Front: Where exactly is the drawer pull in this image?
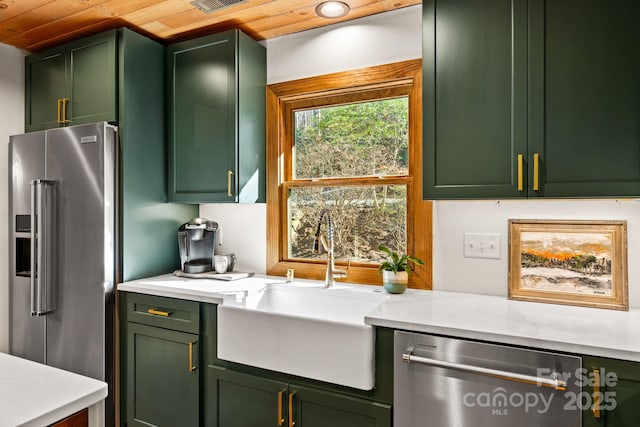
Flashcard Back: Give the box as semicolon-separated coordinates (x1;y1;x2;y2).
147;308;171;317
593;368;601;419
188;342;197;372
277;390;285;426
57;99;63;125
227;170;234;197
288;391;296;427
533;152;540;191
517;154;523;192
61;98;72;124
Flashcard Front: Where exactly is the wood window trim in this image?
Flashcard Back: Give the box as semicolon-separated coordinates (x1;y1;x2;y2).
266;59;432;289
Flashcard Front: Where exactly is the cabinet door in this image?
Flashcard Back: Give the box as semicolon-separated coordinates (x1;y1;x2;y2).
66;30;117;126
423;0;528;199
291;384;391;427
168;31;237;203
126;323;199;427
206;366;288;427
583;356;640;427
528;0;640;197
25;48;67;132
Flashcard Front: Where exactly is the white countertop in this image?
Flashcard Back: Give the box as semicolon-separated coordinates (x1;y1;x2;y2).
118;273;288;304
365;289;640;362
0;353;107;427
119;274;640;362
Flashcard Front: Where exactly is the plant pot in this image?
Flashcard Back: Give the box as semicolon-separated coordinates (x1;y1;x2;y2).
382;270;408;294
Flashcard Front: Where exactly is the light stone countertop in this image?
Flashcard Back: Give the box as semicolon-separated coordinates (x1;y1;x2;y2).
119;274;640;362
0;353;107;427
365;289;640;362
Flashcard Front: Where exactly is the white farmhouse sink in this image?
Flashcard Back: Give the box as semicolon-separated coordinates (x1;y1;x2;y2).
217;283;389;390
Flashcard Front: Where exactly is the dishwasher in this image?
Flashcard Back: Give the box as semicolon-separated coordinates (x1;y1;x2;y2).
394;331;582;427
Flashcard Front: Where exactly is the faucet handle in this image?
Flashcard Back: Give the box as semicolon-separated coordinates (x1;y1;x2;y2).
332;259;350;280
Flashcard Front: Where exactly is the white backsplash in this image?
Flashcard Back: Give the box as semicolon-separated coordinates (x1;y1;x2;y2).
200;199;640;308
199;203;267;274
433;199;640;308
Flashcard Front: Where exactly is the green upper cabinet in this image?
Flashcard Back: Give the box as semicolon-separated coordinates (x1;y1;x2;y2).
423;0;640;199
583;356;640;427
423;0;528;199
528;0;640;197
167;29;266;203
25;30;117;132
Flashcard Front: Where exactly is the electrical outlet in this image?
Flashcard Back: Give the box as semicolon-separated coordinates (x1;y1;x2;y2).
463;233;501;259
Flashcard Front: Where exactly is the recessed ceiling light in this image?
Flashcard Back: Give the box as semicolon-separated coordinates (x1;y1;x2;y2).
315;1;350;19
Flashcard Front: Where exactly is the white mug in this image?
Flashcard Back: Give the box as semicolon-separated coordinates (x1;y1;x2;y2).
214;255;228;274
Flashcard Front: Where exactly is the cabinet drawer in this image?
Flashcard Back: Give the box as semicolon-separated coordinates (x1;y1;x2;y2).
124;292;200;334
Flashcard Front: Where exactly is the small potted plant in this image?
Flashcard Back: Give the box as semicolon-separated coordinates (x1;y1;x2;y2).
378;245;424;294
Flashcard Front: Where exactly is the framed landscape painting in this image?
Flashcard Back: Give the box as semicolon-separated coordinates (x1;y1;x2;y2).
509;220;628;311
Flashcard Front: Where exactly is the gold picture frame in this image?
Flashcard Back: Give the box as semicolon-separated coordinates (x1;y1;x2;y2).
508;220;628;311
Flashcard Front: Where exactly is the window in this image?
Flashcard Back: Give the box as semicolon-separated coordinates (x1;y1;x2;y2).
266;60;432;288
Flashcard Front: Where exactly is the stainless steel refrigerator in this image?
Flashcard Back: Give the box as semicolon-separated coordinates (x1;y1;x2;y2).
9;122;116;425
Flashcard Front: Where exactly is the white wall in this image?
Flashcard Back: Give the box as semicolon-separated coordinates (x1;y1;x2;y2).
0;43;26;352
433;200;640;308
203;4;640;308
266;6;422;84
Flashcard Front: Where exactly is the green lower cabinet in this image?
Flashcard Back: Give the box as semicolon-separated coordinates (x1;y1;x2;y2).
207;366;286;427
126;322;200;427
291;383;391;427
206;366;391;427
583;356;640;427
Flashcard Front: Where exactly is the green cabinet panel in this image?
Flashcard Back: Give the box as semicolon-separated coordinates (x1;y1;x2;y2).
528;0;640;197
25;49;66;131
125;322;199;427
206;366;287;427
423;0;640;199
206;366;391;427
67;32;117;125
167;29;266;203
583;356;640;427
25;30;117;132
423;0;528;199
117;28;198;282
292;384;391;427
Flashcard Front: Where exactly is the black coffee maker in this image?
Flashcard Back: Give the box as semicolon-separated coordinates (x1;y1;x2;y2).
178;217;218;273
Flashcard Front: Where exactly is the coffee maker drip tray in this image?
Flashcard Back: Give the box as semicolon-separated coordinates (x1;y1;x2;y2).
183;259;213;274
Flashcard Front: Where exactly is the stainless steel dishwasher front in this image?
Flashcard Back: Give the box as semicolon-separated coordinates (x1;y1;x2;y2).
394;331;582;427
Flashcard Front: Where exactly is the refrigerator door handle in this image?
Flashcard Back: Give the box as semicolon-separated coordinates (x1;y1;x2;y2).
30;181;38;316
31;179;54;316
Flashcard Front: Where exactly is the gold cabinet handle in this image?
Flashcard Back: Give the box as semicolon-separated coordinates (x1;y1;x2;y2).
277;390;286;426
188;342;197;372
227;170;234;197
517;154;524;192
147;308;171;317
533;152;540;191
57;99;63;125
593;368;601;419
61;98;72;124
288;391;296;427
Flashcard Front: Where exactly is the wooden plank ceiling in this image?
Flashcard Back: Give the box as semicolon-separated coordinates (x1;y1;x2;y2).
0;0;420;52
